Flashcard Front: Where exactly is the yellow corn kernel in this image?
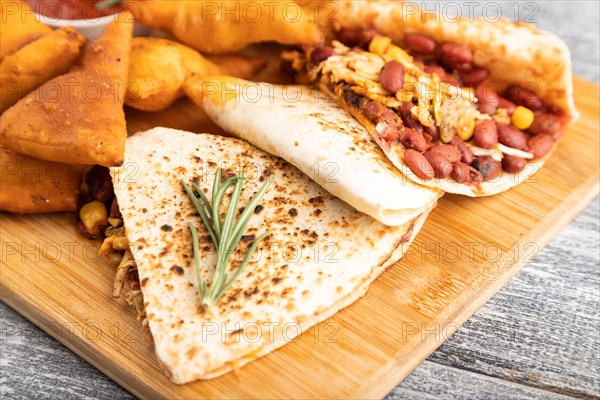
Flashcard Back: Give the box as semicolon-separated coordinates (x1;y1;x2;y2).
385;44;413;64
457;115;476;141
369;35;392;56
511;106;534;130
80;200;108;236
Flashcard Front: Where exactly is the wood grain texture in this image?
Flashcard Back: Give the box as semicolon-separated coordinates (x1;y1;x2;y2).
1;76;598;399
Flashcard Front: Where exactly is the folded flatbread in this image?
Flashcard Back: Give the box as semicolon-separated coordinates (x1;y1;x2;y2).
188;77;441;226
0;12;132;167
110;127;430;382
289;1;577;196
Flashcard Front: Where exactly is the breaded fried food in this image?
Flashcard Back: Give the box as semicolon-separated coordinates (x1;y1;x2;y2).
126;37;266;111
0;148;85;213
0;0;53;60
1;27;87;112
124;0;323;54
0;13;133;167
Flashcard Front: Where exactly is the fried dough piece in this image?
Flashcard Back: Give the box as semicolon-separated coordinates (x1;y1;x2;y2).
126;37;266;111
0;0;53;60
0;148;84;213
1;27;87;112
0;13;133;167
124;0;322;54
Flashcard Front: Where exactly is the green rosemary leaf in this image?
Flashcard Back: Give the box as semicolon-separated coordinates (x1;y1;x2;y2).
187;222;206;299
182;181;218;246
183;168;273;308
221;232;270;295
192;182;213;219
226;174;274;250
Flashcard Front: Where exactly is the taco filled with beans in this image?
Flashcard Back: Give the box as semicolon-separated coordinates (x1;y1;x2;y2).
284;0;577;196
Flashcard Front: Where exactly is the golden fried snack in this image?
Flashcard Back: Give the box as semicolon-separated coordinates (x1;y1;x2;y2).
125;0;323;54
1;27;87;112
0;0;52;60
126;37;219;111
0;12;133;167
0;148;85;213
126;37;266;111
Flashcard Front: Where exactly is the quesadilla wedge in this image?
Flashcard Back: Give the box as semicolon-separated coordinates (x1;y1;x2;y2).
107;127;430;382
284;0;577;196
187;77;441;227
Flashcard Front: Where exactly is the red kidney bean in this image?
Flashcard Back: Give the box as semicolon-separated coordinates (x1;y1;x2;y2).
423;124;440;142
109;197;121;219
380;61;405;93
441;42;473;63
527;113;561;139
404;33;437;54
424;65;446;80
504;85;544;111
472;156;501;181
498;97;517;115
473;120;498;149
461;68;488;87
475;84;499;115
404;149;435;180
450;136;474;164
443;75;462;87
86;165;113;203
311;47;334;64
426;144;461;164
451;162;471;183
423;152;453;179
358;29;379;48
527;134;555;159
478;103;497;116
441;57;473;73
502;155;527;173
400;103;423;132
401;127;428;152
378;122;399;142
496;123;528;150
475;84;500;105
337;28;361;47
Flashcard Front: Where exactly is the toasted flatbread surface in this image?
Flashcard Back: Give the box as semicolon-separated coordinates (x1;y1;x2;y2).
111;128;430;383
191;76;441;226
0;13;132;167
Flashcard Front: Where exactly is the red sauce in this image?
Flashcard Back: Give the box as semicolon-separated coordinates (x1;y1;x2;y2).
26;0;124;20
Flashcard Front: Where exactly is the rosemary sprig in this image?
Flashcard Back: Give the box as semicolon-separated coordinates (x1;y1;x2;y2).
95;0;123;11
182;168;273;307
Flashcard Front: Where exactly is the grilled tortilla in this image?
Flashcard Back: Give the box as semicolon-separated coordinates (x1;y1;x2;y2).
110;127;431;382
293;0;577;196
188;77;441;226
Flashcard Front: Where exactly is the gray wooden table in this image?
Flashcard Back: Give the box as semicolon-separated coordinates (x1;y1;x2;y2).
1;1;598;399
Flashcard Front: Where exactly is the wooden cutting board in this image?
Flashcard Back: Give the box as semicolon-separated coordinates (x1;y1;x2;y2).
1;76;598;399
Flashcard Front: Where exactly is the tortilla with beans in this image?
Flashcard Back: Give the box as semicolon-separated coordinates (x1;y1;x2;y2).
289;0;577;196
